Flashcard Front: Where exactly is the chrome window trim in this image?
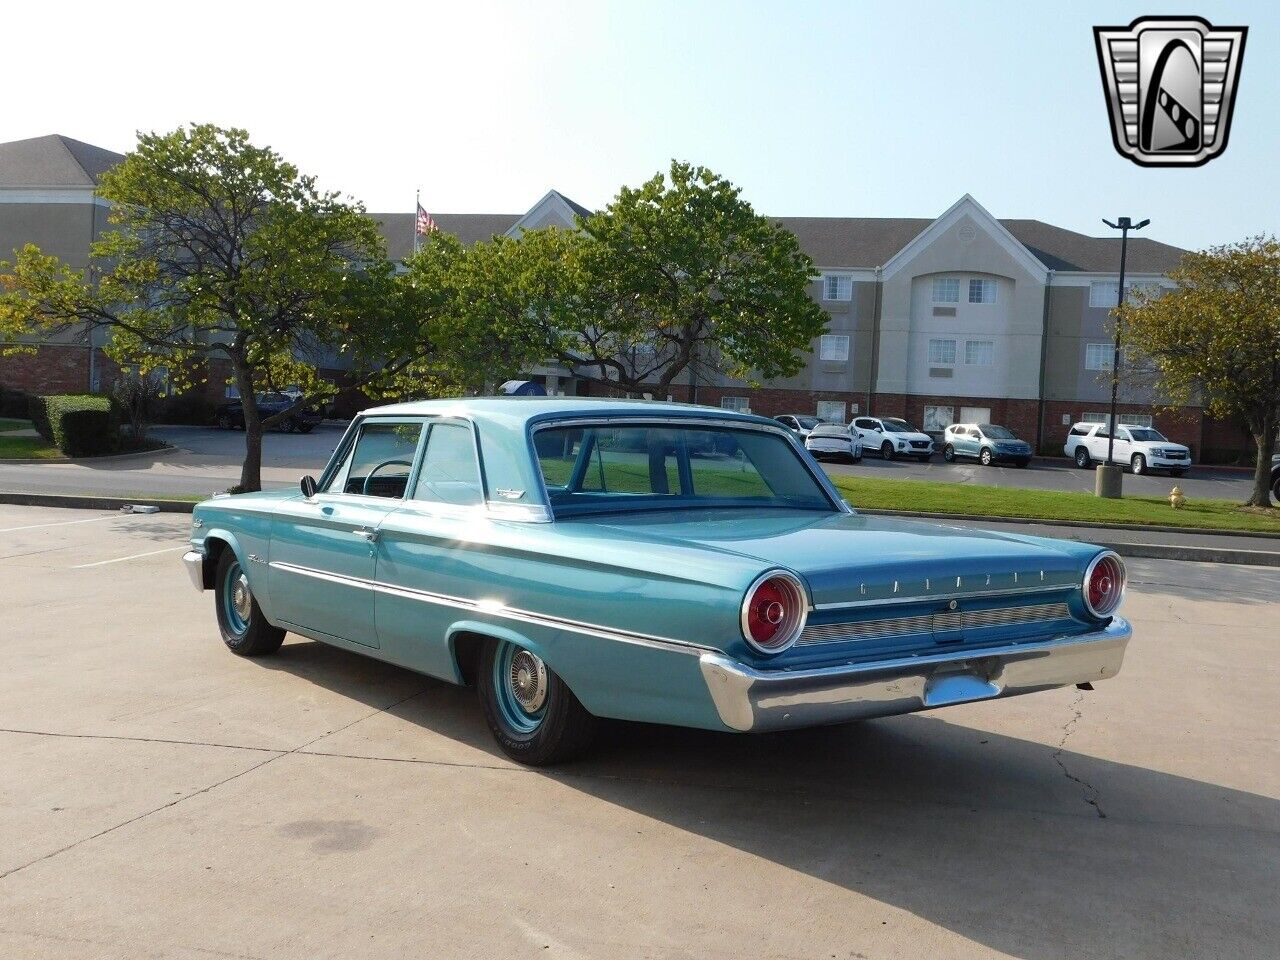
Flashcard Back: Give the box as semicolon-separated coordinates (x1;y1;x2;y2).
812;582;1068;611
527;415;850;518
318;416;428;500
268;560;711;655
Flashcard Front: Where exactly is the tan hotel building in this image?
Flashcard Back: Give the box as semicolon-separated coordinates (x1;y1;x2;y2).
0;134;1248;460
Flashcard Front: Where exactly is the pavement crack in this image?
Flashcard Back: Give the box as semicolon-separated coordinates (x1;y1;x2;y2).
0;688;430;882
1053;690;1106;819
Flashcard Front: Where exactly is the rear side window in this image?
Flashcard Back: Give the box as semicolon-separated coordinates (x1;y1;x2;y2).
327;422;424;498
412;422;484;506
1069;425;1092;437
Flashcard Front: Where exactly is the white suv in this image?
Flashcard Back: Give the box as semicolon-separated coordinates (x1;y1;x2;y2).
852;416;935;462
1064;422;1191;476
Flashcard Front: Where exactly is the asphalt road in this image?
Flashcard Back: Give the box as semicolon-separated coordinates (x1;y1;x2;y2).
0;423;1259;502
2;502;1277;959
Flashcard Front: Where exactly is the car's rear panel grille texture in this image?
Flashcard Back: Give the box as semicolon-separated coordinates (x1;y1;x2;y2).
798;601;1072;647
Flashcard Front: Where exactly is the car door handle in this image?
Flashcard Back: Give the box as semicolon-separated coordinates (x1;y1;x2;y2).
353;527;379;542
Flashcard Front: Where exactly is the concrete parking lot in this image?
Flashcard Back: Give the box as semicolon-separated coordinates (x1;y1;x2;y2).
2;502;1277;959
0;423;1258;502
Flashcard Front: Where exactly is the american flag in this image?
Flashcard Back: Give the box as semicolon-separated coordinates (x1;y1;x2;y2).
415;203;437;237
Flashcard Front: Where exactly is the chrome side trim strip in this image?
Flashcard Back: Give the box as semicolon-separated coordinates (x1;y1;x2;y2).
812;583;1067;611
268;561;710;655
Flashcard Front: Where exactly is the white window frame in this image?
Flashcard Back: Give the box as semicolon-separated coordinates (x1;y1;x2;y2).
923;405;955;432
720;396;750;413
815;400;847;424
931;277;961;303
823;274;852;301
1085;342;1114;371
1089;281;1120;308
927;338;957;365
968;278;997;304
819;334;850;362
964;340;994;365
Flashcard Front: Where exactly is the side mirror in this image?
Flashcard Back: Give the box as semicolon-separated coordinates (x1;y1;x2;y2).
300;475;318;498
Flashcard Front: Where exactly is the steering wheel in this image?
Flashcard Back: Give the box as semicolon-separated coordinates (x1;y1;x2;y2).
362;459;414;497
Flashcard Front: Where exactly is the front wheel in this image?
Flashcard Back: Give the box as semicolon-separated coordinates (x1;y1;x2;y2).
880;441;894;461
1131;454;1147;475
980;447;993;466
1272;475;1280;505
943;444;956;463
214;550;285;656
1075;446;1091;469
478;638;596;766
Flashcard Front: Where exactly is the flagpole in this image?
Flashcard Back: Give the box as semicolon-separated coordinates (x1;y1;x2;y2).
413;188;420;256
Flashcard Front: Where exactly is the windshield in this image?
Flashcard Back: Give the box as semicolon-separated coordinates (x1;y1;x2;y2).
881;418;917;433
533;423;835;516
980;424;1016;439
795;416;821;428
1128;428;1168;442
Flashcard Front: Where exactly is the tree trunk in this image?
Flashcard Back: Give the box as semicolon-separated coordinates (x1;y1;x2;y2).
230;356;264;493
1246;416;1278;508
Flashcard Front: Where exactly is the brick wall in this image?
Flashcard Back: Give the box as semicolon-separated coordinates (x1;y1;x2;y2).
1040;400;1203;457
0;343;92;394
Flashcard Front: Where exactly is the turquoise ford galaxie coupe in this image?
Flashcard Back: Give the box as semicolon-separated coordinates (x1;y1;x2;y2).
183;398;1130;765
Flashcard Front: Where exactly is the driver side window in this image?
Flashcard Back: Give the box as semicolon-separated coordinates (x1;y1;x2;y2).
327;421;424;498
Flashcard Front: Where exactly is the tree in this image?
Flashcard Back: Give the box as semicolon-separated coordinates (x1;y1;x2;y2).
0;124;415;491
1117;236;1280;507
404;162;827;398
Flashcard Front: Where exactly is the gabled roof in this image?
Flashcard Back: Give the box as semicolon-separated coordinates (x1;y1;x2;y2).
0;134;125;187
1001;220;1188;273
554;190;593;220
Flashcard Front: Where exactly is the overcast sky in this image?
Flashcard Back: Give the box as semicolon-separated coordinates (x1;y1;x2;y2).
4;1;1274;251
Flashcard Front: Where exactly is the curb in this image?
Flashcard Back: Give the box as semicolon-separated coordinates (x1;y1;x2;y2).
0;491;198;513
857;507;1280;540
0;444;177;466
2;491;1278;567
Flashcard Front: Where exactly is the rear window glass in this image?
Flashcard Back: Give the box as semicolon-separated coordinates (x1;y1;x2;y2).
534;424;833;516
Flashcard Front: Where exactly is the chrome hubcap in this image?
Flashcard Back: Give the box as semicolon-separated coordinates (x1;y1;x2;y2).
508;649;548;713
232;574;252;622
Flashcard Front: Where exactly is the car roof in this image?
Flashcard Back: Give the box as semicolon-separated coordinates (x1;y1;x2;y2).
359;395;781;429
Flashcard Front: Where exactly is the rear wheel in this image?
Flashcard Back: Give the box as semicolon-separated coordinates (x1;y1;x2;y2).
477;638;596;766
214;550;284;656
1272;474;1280;505
880;441;894;461
1075;446;1092;469
1131;453;1147;475
979;448;993;466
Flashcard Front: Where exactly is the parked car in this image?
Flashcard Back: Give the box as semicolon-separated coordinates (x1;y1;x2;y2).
774;414;824;438
1271;454;1280;504
1064;422;1191;475
943;423;1033;467
183;398;1131;766
852;416;934;462
804;423;863;463
214;392;323;433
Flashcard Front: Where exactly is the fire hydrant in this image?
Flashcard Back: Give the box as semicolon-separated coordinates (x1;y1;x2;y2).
1169;486;1186;510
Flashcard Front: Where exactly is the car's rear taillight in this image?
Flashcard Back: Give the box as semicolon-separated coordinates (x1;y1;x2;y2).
1083;551;1126;618
741;571;807;654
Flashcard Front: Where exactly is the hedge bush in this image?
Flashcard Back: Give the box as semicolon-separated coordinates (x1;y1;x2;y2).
28;394;119;456
0;384;33;419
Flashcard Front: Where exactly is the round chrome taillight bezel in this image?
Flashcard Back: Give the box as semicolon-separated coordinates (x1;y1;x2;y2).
1082;550;1126;618
740;570;809;655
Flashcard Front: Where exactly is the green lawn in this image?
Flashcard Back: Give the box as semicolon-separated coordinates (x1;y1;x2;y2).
0;435;63;459
0;417;33;432
828;474;1280;535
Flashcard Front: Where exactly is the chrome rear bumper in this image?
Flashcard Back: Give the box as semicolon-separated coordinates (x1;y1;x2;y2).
182;547;205;591
699;618;1131;732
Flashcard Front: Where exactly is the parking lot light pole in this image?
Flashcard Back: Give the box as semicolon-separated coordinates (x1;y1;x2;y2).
1096;216;1149;499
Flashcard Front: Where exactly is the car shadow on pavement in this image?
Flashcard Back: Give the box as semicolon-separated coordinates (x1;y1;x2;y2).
260;636;1277;960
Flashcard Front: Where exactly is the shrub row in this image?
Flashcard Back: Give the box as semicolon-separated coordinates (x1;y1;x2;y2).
27;394;119;457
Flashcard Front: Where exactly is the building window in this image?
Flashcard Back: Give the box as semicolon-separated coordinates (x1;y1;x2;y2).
932;277;960;303
819;334;850;362
923;406;954;432
960;406;991;424
1085;342;1114;371
1084;411;1153;428
1089;281;1120;308
964;340;994;365
927;338;957;365
823;274;852;301
720;396;750;413
816;400;846;423
968;278;997;304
